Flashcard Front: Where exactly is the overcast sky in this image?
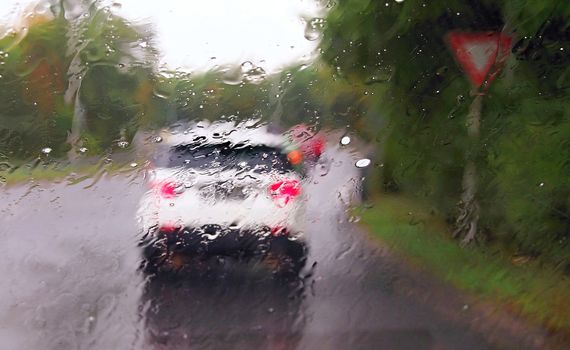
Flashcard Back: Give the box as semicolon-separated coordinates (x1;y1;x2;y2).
0;0;324;73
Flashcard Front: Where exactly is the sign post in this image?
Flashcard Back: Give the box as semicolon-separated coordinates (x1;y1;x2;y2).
445;31;512;244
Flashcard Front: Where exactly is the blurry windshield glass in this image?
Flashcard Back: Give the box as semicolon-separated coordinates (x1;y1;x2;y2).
166;143;292;172
1;1;569;350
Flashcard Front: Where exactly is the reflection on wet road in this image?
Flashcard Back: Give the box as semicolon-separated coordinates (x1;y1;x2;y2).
0;145;494;349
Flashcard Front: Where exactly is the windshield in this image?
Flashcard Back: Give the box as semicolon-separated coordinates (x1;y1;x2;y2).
165;143;293;173
1;1;569;349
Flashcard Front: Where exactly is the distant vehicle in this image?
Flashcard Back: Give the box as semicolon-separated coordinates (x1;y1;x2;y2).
286;123;326;163
137;120;308;276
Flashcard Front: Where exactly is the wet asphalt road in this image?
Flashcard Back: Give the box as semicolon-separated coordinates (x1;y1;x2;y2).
0;146;497;350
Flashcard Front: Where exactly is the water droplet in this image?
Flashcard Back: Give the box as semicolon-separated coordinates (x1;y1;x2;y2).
241;61;266;84
304;18;326;41
153;87;172;100
348;216;361;223
221;66;244;85
41;147;52;155
241;61;254;71
355;159;371;168
340;136;351;145
318;161;331;177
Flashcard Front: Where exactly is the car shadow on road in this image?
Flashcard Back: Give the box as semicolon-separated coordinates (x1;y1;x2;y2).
139;263;307;350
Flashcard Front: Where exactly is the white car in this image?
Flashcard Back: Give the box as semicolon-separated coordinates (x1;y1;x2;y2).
137;120;308;275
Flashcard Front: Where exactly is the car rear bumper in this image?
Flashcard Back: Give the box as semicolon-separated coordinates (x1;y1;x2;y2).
141;224;304;258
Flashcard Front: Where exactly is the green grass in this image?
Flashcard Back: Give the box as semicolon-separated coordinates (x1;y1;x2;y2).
2;166;74;184
358;195;570;334
0;160;139;186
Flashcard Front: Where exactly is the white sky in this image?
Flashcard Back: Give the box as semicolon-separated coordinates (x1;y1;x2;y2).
0;0;37;26
0;0;324;73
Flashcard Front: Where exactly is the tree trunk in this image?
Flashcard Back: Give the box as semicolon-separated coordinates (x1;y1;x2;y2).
453;92;482;245
63;1;89;162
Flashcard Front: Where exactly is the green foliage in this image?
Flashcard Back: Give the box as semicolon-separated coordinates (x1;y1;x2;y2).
151;63;368;131
484;76;570;263
323;0;570;264
0;1;159;158
0;14;70;159
0;0;365;164
4;0;566;268
359;195;570;333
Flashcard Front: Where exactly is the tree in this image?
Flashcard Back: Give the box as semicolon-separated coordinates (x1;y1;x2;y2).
0;3;72;161
322;0;570;264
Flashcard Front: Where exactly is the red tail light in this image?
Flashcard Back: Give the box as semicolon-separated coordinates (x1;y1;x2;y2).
310;137;325;158
160;223;179;233
269;179;301;206
271;226;289;236
154;181;179;199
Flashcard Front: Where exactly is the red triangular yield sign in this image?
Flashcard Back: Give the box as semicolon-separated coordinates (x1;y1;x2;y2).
446;31;512;88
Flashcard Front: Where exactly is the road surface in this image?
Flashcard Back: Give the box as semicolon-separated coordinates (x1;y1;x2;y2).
0;145;505;349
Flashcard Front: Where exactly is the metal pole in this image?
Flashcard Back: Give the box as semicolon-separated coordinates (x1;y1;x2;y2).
454;91;482;244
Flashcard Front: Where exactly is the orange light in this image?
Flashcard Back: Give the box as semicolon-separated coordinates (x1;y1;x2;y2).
287;150;303;165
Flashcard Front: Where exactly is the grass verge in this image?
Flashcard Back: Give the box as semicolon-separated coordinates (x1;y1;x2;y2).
357;194;570;335
0;159;139;186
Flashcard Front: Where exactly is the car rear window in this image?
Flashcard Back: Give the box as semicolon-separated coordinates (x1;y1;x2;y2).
165;142;293;173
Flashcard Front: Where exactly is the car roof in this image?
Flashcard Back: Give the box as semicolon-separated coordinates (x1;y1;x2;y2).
160;120;286;149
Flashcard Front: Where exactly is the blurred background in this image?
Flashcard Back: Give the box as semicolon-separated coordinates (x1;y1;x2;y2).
0;0;568;349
